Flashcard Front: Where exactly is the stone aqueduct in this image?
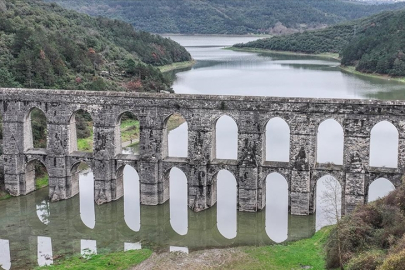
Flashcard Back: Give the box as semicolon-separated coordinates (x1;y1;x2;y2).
0;88;404;216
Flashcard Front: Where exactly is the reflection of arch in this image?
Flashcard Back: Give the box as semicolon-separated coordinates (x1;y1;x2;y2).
370;120;398;168
69;109;93;153
215;169;238;239
25;159;48;195
24;107;47;151
316;119;344;165
368;177;395;203
264;117;290;162
265;172;288;243
162;113;188;158
213;115;238;160
114;111;139;156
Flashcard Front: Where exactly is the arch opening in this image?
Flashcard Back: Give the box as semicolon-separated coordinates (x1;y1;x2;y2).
316;119;343;165
214;115;238;160
169;167;188;235
164;113;188;158
315;175;342;231
115;112;140;155
370;121;398;168
120;165;141;232
265;117;290;162
24;108;47;151
265;172;288;243
216;170;237;239
73;162;95;229
25;160;49;195
69;109;93;153
368;178;395;202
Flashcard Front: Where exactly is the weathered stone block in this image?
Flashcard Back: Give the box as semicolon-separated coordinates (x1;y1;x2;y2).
290;170;310;193
290;191;310;215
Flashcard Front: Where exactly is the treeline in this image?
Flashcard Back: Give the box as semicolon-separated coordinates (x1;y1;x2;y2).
235;9;405;77
43;0;405;34
0;0;191;91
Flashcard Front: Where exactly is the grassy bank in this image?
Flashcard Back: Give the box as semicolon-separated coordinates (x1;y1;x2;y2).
0;190;11;200
36;227;330;269
36;249;152;270
158;60;196;73
340;66;405;83
227;47;340;61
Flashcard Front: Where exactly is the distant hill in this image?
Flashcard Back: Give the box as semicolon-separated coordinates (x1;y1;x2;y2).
0;0;191;91
234;9;405;77
43;0;405;35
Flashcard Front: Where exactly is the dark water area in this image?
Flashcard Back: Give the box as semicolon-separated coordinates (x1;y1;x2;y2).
1;35;402;269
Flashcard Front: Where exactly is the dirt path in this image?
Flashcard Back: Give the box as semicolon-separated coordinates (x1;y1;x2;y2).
131;248;254;270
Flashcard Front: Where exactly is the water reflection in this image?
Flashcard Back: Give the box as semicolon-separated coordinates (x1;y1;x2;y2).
79;168;95;229
37;236;53;267
36;200;50;225
0;239;11;270
170;168;188;235
125;242;141;251
0;187;317;269
170;246;189;253
317;119;344;165
217;170;237;239
316;176;342;231
265;173;288;243
81;240;97;256
370;121;398;168
368;178;396;202
266;117;290;162
215;116;238;159
123;165;141;232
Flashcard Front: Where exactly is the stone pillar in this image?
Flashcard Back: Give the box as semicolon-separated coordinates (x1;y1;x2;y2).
93;124;115;204
2;101;26;196
343;118;369;214
187;121;213;211
289;115;316;215
138;109;166;205
46;123;70;201
237;113;264;212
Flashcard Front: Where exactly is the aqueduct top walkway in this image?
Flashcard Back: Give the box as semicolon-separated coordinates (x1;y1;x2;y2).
1;88;404;215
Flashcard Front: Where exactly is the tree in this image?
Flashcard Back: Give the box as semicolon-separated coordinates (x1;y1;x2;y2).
321;176;344;270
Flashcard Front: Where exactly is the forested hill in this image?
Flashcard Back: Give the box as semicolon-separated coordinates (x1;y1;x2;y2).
234;9;405;77
0;0;191;92
43;0;405;35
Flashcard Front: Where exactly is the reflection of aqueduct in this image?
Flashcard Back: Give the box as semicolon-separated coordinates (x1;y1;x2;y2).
1;88;403;215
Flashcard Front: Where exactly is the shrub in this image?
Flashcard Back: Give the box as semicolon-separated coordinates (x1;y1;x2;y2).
346;250;385;270
378;249;405;270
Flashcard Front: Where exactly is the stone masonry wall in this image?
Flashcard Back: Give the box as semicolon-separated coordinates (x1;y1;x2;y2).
1;88;404;215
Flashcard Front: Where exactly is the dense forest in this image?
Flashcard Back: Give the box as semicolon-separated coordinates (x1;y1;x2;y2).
43;0;405;35
235;9;405;77
0;0;191;91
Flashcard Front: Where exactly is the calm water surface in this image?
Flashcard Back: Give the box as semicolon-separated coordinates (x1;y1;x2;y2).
1;35;403;269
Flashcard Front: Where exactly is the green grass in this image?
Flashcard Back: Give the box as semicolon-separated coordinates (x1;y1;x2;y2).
35;175;49;190
158;60;196;73
120;119;140;145
36;249;152;270
0;190;11;200
233;226;332;270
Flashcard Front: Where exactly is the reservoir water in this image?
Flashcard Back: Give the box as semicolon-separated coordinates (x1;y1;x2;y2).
1;35;403;269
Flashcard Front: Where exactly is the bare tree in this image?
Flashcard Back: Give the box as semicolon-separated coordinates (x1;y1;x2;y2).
320;176;343;270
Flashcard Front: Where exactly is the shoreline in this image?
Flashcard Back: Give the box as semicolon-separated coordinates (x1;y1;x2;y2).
229;47;405;83
339;65;405;83
158;60;196;73
227;47;340;61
